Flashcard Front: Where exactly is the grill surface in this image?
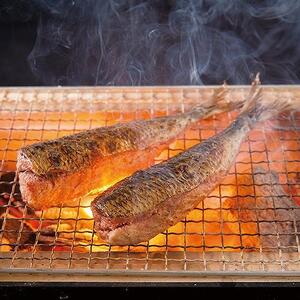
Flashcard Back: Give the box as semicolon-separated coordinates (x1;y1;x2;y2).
0;86;300;280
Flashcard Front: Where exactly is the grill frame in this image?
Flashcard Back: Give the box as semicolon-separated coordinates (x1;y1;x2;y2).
0;85;300;280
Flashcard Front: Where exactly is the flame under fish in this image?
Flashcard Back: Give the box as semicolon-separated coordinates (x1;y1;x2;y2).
91;77;292;245
17;86;232;210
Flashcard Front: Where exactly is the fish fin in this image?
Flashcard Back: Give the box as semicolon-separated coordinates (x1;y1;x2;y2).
239;73;262;115
207;81;248;114
211;82;230;111
239;73;292;126
189;82;237;120
212;81;243;112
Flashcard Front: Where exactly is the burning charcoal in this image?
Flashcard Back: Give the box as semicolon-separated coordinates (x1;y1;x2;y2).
0;192;24;208
224;167;300;252
0;237;11;252
296;173;300;184
0;195;7;215
38;235;73;246
39;228;56;237
0;193;38;227
0;193;44;249
37;233;89;253
0;215;35;248
0;172;20;194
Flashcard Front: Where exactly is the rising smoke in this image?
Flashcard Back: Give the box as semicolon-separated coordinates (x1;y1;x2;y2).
28;0;300;85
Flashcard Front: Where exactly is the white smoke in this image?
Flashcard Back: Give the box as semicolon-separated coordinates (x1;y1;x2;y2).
28;0;300;85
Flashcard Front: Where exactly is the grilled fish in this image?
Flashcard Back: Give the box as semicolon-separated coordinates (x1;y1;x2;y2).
91;77;292;245
17;87;231;210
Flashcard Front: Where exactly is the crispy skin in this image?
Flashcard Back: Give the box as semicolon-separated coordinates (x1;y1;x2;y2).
17;97;226;210
18;146;165;209
92;80;292;245
92;118;249;245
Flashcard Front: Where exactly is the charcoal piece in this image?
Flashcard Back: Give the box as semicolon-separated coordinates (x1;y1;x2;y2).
0;172;20;194
224;167;300;252
0;215;35;248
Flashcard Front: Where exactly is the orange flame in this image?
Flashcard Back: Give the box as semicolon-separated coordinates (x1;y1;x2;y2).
1;109;299;253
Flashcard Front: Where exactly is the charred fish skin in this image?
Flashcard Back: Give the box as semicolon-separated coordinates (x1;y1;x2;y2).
92;117;248;244
17;117;194;177
92;77;292;245
17;85;229;177
17;87;230;210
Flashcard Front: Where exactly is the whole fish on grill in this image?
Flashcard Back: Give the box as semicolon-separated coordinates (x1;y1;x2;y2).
17;86;233;210
91;76;292;245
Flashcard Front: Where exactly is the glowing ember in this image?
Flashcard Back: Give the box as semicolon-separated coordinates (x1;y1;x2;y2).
82;185;113;218
83;206;93;219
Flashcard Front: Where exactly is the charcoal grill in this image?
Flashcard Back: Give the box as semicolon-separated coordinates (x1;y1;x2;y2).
0;86;300;282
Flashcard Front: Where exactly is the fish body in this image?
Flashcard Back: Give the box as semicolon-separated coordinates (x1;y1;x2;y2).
17;88;228;210
92;79;291;245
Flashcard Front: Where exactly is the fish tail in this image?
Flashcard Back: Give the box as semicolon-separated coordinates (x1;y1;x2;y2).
213;82;244;112
189;82;238;120
239;73;291;126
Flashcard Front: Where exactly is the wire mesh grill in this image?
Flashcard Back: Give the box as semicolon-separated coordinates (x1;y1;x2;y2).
0;86;300;276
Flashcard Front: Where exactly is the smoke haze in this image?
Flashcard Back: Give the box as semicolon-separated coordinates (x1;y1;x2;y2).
24;0;300;85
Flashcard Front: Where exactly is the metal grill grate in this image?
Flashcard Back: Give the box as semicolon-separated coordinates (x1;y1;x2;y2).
0;86;300;278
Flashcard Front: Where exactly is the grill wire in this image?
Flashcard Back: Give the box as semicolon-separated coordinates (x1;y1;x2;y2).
0;86;300;275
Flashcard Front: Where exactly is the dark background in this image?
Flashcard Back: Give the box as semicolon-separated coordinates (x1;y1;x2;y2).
0;2;39;86
1;0;300;86
1;282;300;300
